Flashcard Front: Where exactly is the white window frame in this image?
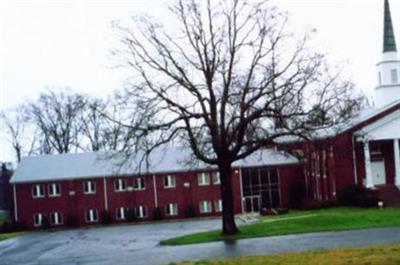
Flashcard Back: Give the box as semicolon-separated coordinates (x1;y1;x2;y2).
198;172;210;186
85;209;98;223
83;181;96;194
33;213;43;227
48;183;61;197
164;175;176;189
199;200;212;213
214;199;223;213
50;212;63;225
32;184;45;198
116;207;128;220
133;177;146;190
135;205;147;218
114;178;127;192
165;203;178;216
212;172;221;185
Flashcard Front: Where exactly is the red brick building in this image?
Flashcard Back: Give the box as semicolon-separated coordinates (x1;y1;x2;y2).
10;149;303;229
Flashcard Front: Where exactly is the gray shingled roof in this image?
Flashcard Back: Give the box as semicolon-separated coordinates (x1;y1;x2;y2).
10;147;299;183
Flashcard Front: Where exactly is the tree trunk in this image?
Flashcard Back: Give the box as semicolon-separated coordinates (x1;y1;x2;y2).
219;162;239;235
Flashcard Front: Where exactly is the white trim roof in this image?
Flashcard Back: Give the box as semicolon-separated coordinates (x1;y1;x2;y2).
296;99;400;140
355;109;400;141
10;147;299;183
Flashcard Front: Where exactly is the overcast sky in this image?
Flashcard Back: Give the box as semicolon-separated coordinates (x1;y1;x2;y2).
0;0;399;162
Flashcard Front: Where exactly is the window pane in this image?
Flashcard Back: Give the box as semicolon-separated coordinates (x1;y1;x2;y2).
260;168;269;185
391;69;398;84
269;169;279;184
271;190;280;207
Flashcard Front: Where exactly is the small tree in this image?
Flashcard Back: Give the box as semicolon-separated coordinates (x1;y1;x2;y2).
113;0;364;235
0;106;37;162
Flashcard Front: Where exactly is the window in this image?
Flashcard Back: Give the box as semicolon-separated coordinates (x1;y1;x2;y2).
114;179;127;192
133;177;146;190
391;69;398;84
164;175;176;188
116;207;128;220
50;212;63;225
199;200;212;213
83;181;96;194
32;184;45;198
214;199;223;212
378;72;382;85
198;172;210;186
33;213;43;227
135;205;147;218
212;172;220;185
165;203;178;216
85;209;98;223
48;183;61;197
241;167;281;208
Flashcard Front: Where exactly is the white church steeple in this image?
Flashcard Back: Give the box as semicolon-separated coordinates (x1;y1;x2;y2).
375;0;400;108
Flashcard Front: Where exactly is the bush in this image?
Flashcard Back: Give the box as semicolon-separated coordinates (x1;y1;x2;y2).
184;205;196;218
337;184;379;207
289;181;307;209
41;216;51;229
126;209;136;222
0;219;26;233
65;214;78;227
100;211;112;225
153;207;163;221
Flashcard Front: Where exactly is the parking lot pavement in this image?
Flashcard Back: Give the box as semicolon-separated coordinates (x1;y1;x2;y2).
0;218;225;265
1;219;400;265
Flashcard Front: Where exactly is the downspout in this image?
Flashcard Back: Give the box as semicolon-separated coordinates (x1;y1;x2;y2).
103;178;108;211
352;135;358;185
152;174;158;207
13;184;18;221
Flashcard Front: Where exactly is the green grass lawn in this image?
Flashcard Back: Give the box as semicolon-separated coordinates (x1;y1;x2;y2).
167;244;400;265
162;207;400;245
0;232;23;241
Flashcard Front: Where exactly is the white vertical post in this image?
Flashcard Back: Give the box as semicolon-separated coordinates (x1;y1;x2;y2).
394;139;400;186
364;141;374;188
238;168;244;214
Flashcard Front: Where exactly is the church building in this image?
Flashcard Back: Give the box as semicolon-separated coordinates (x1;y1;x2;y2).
9;0;400;229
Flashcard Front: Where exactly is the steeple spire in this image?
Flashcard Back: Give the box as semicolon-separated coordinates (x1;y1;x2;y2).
383;0;397;52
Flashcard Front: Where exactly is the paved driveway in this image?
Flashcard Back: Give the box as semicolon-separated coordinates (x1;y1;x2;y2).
0;218;227;265
0;220;400;265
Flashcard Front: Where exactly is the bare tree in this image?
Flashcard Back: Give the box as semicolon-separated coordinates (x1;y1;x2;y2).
79;97;131;152
0;107;37;162
28;89;86;154
79;98;106;151
112;0;363;235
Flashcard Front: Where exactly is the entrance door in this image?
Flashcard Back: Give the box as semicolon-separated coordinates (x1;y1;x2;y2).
244;196;260;213
371;160;386;186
